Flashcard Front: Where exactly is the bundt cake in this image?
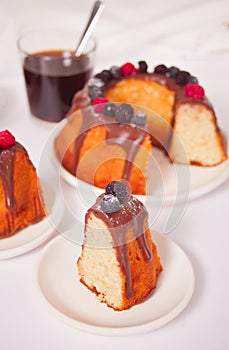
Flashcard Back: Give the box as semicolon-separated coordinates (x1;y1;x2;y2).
55;105;153;195
77;181;162;311
69;61;227;166
0;130;46;239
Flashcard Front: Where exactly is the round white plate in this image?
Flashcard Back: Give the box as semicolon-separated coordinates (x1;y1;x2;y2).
48;120;229;206
0;180;63;260
36;231;195;336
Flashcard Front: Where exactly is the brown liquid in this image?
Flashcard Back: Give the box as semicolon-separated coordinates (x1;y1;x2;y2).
23;50;93;122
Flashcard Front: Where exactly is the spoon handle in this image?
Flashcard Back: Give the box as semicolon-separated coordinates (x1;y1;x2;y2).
75;1;104;57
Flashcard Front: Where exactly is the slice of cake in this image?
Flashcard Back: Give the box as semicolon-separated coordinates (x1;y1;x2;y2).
55;104;152;195
77;181;162;311
69;61;227;166
0;130;46;238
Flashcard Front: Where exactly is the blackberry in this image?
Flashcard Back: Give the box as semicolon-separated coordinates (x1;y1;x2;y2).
133;111;147;126
95;70;112;83
175;70;191;85
138;61;148;73
154;64;168;75
167;66;180;78
115;103;134;124
100;194;121;213
88;85;104;100
188;75;198;84
110;66;122;79
103;103;117;117
106;181;130;204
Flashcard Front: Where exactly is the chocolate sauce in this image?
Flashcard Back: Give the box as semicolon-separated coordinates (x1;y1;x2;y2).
104;72;214;110
71;71;216;123
23;50;92;122
88;195;152;299
105;123;147;181
70;109;148;182
0;143;26;211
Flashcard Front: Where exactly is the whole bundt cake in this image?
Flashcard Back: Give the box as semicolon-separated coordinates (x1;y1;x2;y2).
69;61;227;166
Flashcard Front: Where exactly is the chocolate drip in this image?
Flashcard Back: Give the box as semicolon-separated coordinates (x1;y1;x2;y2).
88;195;152;299
71;109;147;181
71;130;89;174
116;237;134;299
134;210;152;261
0;142;27;211
104;123;147;180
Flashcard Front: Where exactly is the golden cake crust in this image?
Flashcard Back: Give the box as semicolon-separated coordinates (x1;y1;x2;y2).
55;109;152;195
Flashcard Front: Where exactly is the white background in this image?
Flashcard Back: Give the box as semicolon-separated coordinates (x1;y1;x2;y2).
0;0;229;349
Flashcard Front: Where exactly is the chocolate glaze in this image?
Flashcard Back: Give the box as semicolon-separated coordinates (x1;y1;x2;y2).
0;142;27;211
68;69;219;163
105;72;214;111
87;194;152;299
71;70;215;115
70;108;148;182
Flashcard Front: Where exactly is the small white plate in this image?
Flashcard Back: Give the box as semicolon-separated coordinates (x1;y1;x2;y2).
36;231;195;336
0;180;63;260
49;121;229;206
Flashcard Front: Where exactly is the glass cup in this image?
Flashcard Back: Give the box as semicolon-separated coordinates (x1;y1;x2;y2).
17;28;96;122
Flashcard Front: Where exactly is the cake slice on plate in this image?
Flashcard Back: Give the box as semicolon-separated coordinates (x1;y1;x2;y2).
0;130;46;238
77;181;162;311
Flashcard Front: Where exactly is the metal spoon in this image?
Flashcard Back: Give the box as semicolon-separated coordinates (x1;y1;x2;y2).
74;1;104;57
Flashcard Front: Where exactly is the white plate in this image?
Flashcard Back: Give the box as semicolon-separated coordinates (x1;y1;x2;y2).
36;231;195;336
49;119;229;206
0;180;63;260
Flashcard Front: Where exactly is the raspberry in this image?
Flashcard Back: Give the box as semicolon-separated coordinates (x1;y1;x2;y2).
0;130;15;149
93;97;109;113
185;83;205;100
121;62;137;76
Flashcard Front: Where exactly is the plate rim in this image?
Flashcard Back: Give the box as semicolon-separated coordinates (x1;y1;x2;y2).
36;232;195;336
0;179;62;260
